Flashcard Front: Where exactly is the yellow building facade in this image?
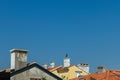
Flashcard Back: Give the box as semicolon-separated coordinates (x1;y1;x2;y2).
50;65;88;80
47;54;89;80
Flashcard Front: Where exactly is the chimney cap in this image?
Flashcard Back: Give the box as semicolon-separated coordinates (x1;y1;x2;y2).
10;49;28;53
78;63;89;66
97;66;105;69
50;61;55;63
97;66;106;73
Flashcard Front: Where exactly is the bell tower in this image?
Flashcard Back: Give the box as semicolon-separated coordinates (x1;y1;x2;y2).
64;54;70;67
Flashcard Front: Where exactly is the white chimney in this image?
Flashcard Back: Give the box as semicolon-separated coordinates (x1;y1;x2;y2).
10;49;28;70
50;62;55;68
97;66;106;73
42;64;48;69
77;63;90;73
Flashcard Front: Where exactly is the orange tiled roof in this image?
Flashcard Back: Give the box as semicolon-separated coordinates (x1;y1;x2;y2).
0;68;10;73
70;70;120;80
47;66;62;71
5;68;10;73
48;66;60;70
70;76;86;80
85;70;120;80
0;68;10;80
70;77;80;80
47;65;74;72
57;67;69;73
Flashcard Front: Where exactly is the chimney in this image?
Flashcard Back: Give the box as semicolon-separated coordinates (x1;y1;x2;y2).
77;63;90;73
42;64;48;69
10;49;28;70
50;62;55;68
97;66;106;73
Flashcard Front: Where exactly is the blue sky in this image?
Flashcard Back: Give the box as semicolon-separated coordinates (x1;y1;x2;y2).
0;0;120;72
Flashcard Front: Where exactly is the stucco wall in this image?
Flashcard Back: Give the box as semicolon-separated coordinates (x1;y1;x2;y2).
11;67;60;80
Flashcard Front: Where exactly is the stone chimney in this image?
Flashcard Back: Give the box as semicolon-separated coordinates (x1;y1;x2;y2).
10;49;28;70
77;63;90;73
50;62;55;68
97;66;106;73
42;64;48;69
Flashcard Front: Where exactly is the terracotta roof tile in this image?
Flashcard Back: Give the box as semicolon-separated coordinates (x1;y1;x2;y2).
85;70;120;80
5;68;10;72
70;76;86;80
47;66;62;71
57;67;69;73
48;65;74;71
0;68;10;80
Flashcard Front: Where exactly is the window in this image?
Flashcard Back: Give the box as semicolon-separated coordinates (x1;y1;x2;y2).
75;71;82;77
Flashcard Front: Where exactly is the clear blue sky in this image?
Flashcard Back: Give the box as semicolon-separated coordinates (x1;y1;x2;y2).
0;0;120;72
